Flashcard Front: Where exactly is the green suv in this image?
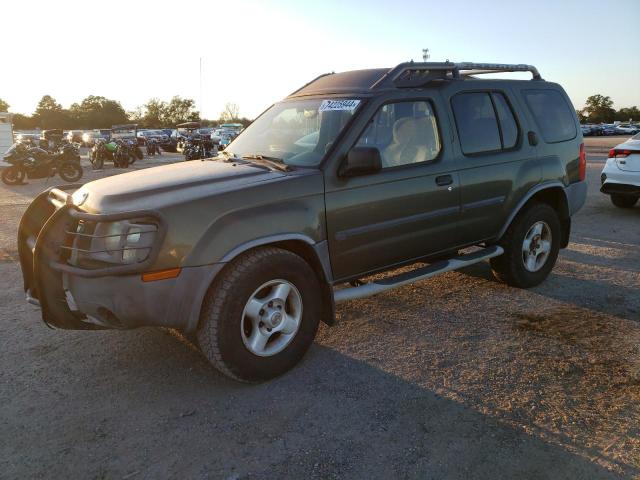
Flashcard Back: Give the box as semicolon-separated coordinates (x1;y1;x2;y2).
18;62;587;382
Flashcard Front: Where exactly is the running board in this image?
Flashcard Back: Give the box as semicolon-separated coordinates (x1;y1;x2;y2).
333;245;504;303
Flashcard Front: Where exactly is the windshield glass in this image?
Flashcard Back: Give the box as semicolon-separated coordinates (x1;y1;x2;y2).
225;98;362;167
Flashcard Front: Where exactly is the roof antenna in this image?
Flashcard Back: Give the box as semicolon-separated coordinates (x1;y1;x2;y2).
422;48;430;62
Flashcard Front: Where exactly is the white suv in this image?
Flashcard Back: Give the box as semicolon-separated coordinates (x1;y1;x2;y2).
601;132;640;208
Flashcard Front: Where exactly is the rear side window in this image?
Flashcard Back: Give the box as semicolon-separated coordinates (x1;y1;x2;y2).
523;89;577;143
451;92;520;155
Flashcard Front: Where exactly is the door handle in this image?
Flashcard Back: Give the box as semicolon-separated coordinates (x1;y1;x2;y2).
528;131;538;146
436;174;453;186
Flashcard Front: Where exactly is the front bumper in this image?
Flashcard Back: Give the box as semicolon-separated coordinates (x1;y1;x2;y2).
19;187;221;331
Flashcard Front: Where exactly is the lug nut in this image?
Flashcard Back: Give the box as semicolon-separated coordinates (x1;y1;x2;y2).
259;309;265;316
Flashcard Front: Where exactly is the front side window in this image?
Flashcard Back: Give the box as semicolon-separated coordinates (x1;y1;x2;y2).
225;98;362;167
355;100;441;168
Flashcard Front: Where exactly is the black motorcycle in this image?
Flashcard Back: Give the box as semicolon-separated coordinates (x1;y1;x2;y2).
183;134;211;161
1;142;83;185
146;138;161;156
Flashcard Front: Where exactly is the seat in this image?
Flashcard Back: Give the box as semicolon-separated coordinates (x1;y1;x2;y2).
382;115;437;168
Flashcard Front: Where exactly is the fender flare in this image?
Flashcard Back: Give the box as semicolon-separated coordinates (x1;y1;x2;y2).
497;181;569;240
186;234;336;331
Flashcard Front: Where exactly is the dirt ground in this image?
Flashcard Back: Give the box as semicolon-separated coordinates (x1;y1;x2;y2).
0;139;638;480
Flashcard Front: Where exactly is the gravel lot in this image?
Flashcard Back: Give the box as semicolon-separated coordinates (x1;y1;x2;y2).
1;140;638;480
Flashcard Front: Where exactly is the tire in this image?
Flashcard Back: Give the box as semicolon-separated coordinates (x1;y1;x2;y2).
90;151;104;170
197;247;322;382
58;162;83;183
610;194;638;209
1;166;26;185
490;203;561;288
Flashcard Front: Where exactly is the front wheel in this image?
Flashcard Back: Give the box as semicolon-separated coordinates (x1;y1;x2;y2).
197;247;321;382
58;162;83;182
610;194;638;209
490;203;561;288
1;166;26;185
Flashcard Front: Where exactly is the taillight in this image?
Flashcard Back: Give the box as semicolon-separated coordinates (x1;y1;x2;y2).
579;143;586;181
608;149;632;158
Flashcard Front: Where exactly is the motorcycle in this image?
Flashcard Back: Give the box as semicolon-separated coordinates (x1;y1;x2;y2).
183;134;212;161
89;138;115;170
90;138;142;169
146;138;161;156
1;142;83;185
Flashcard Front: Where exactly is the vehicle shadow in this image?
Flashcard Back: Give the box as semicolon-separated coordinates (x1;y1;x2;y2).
457;249;639;322
1;322;632;480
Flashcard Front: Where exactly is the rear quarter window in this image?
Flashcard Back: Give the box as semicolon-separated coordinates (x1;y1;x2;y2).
523;89;577;143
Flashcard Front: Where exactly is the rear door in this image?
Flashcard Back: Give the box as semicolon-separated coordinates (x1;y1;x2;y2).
324;95;462;281
447;87;540;245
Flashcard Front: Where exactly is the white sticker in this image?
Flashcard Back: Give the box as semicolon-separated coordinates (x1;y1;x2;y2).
319;99;361;112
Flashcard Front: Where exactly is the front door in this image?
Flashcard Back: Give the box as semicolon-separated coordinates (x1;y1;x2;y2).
325;98;461;281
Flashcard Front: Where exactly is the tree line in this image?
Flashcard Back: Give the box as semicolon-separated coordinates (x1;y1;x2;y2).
0;96;251;130
577;94;639;124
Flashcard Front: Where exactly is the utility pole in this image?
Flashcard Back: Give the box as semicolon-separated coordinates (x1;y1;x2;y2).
422;48;430;62
199;57;203;120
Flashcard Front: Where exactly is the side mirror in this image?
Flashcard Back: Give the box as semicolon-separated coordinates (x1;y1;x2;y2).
339;147;382;178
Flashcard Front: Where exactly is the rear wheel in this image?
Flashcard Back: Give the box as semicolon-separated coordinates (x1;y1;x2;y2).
610;194;638;209
197;247;321;382
58;162;83;182
1;166;26;185
491;203;561;288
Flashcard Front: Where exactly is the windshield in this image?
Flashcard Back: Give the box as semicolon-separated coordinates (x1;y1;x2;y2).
225;98;362;167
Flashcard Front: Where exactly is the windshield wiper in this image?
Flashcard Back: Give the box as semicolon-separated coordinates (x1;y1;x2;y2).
241;154;291;172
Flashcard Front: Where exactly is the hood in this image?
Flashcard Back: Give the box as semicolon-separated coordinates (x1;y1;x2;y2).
73;159;285;213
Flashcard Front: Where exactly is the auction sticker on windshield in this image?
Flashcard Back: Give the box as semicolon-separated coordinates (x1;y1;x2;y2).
319;99;361;112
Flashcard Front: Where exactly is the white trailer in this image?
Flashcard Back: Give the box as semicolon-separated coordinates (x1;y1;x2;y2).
0;112;14;155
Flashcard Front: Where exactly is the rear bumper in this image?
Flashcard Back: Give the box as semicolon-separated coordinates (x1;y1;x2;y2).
564;180;587;215
19;187;221;332
601;182;640;196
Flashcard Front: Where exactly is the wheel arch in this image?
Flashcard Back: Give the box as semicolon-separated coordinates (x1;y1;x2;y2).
498;182;571;248
218;235;336;326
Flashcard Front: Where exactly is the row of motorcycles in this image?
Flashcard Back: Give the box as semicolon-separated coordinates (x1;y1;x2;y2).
89;138;144;169
1;136;83;185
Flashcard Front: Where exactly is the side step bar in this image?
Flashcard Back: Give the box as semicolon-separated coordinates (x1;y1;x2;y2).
333;245;504;303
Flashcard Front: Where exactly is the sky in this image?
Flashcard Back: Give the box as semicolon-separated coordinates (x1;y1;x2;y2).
2;0;639;119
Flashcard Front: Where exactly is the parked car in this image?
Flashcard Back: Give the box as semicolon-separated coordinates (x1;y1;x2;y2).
615;124;640;135
137;129;169;145
66;130;84;144
580;125;592;136
601;124;617;136
600;132;640;208
16;61;586;382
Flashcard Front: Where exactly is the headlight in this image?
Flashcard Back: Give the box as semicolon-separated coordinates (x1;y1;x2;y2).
82;133;90;143
72;220;158;266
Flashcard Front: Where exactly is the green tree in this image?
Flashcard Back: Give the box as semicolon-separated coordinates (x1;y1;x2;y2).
615;106;640;122
140;98;166;128
33;95;70;129
583;94;615;124
69;95;128;128
0;98;9;112
164;96;199;125
12;113;37;130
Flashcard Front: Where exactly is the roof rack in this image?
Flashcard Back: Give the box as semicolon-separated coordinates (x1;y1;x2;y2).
371;62;542;89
